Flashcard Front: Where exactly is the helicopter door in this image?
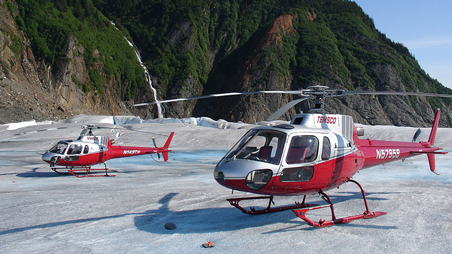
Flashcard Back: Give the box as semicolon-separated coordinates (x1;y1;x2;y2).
279;135;319;182
85;144;103;165
65;144;83;161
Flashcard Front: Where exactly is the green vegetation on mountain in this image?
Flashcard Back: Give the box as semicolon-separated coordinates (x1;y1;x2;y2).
14;0;145;99
90;0;450;93
5;0;452;125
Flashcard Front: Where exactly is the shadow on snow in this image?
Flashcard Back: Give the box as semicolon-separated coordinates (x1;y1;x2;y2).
134;191;397;234
0;190;397;237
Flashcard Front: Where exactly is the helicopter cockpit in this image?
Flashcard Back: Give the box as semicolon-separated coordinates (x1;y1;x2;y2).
48;141;90;155
225;128;323;166
225;129;287;165
216;127;328;192
49;141;70;155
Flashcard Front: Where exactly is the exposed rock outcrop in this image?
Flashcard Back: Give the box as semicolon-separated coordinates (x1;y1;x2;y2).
2;0;452;128
0;0;131;124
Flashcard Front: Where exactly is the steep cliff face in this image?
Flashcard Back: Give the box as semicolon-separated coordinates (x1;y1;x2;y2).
105;1;451;127
2;0;452;127
0;0;67;123
190;8;451;126
0;0;139;123
192;14;300;123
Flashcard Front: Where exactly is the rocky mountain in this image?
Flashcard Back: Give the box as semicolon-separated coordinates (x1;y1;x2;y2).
2;0;452;127
0;0;151;123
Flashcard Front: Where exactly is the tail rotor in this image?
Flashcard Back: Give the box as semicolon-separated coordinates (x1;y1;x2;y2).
150;132;174;162
152;137;162;160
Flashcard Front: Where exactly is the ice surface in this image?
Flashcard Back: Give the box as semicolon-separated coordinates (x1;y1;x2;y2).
0;116;451;253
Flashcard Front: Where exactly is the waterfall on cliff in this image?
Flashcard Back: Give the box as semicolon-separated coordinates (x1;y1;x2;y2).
111;21;163;118
126;40;163;118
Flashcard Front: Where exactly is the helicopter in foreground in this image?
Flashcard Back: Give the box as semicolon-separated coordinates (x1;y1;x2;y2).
42;125;174;177
134;85;451;227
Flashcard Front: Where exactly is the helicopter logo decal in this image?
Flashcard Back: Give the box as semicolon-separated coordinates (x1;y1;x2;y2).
317;115;337;124
376;149;400;159
123;150;141;155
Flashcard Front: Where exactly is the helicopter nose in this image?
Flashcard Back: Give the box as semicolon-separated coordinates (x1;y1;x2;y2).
42;152;60;164
214;159;246;189
214;158;275;192
214;159;246;178
42;152;52;162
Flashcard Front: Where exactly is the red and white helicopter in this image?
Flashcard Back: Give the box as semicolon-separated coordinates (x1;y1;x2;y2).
42;124;174;177
135;85;452;227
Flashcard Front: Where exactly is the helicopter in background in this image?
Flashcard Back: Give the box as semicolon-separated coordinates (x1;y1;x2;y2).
42;125;174;177
133;86;451;227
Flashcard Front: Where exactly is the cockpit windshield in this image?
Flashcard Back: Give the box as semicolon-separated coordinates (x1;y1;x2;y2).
49;142;69;154
226;129;286;165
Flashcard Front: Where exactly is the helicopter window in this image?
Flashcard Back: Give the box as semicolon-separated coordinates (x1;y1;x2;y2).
322;136;331;160
49;142;68;154
83;145;89;154
286;135;319;164
226;129;259;158
280;166;314;182
65;156;79;161
67;144;83;155
227;130;286;165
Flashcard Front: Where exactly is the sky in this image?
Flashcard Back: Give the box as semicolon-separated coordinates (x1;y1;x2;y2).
353;0;452;89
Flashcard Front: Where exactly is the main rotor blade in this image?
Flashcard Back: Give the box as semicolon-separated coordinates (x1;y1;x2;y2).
267;97;312;121
132;90;301;107
342;90;452;98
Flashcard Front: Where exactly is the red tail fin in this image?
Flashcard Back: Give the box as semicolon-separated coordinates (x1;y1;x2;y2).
428;110;441;174
428;110;441;145
164;132;174;149
162;132;174;162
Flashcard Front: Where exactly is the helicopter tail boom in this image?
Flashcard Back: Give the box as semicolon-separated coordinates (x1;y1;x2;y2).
359;109;447;173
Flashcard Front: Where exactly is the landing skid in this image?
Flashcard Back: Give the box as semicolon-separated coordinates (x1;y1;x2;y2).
52;163;114;177
51;167;70;175
227;195;317;215
292;180;386;228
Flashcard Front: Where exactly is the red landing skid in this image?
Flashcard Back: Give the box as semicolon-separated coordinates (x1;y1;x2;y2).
292;180;386;228
52;163;114;177
227;195;317;215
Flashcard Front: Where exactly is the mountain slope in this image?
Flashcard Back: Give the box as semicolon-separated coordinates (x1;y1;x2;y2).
0;0;152;123
93;0;452;126
1;0;452;127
